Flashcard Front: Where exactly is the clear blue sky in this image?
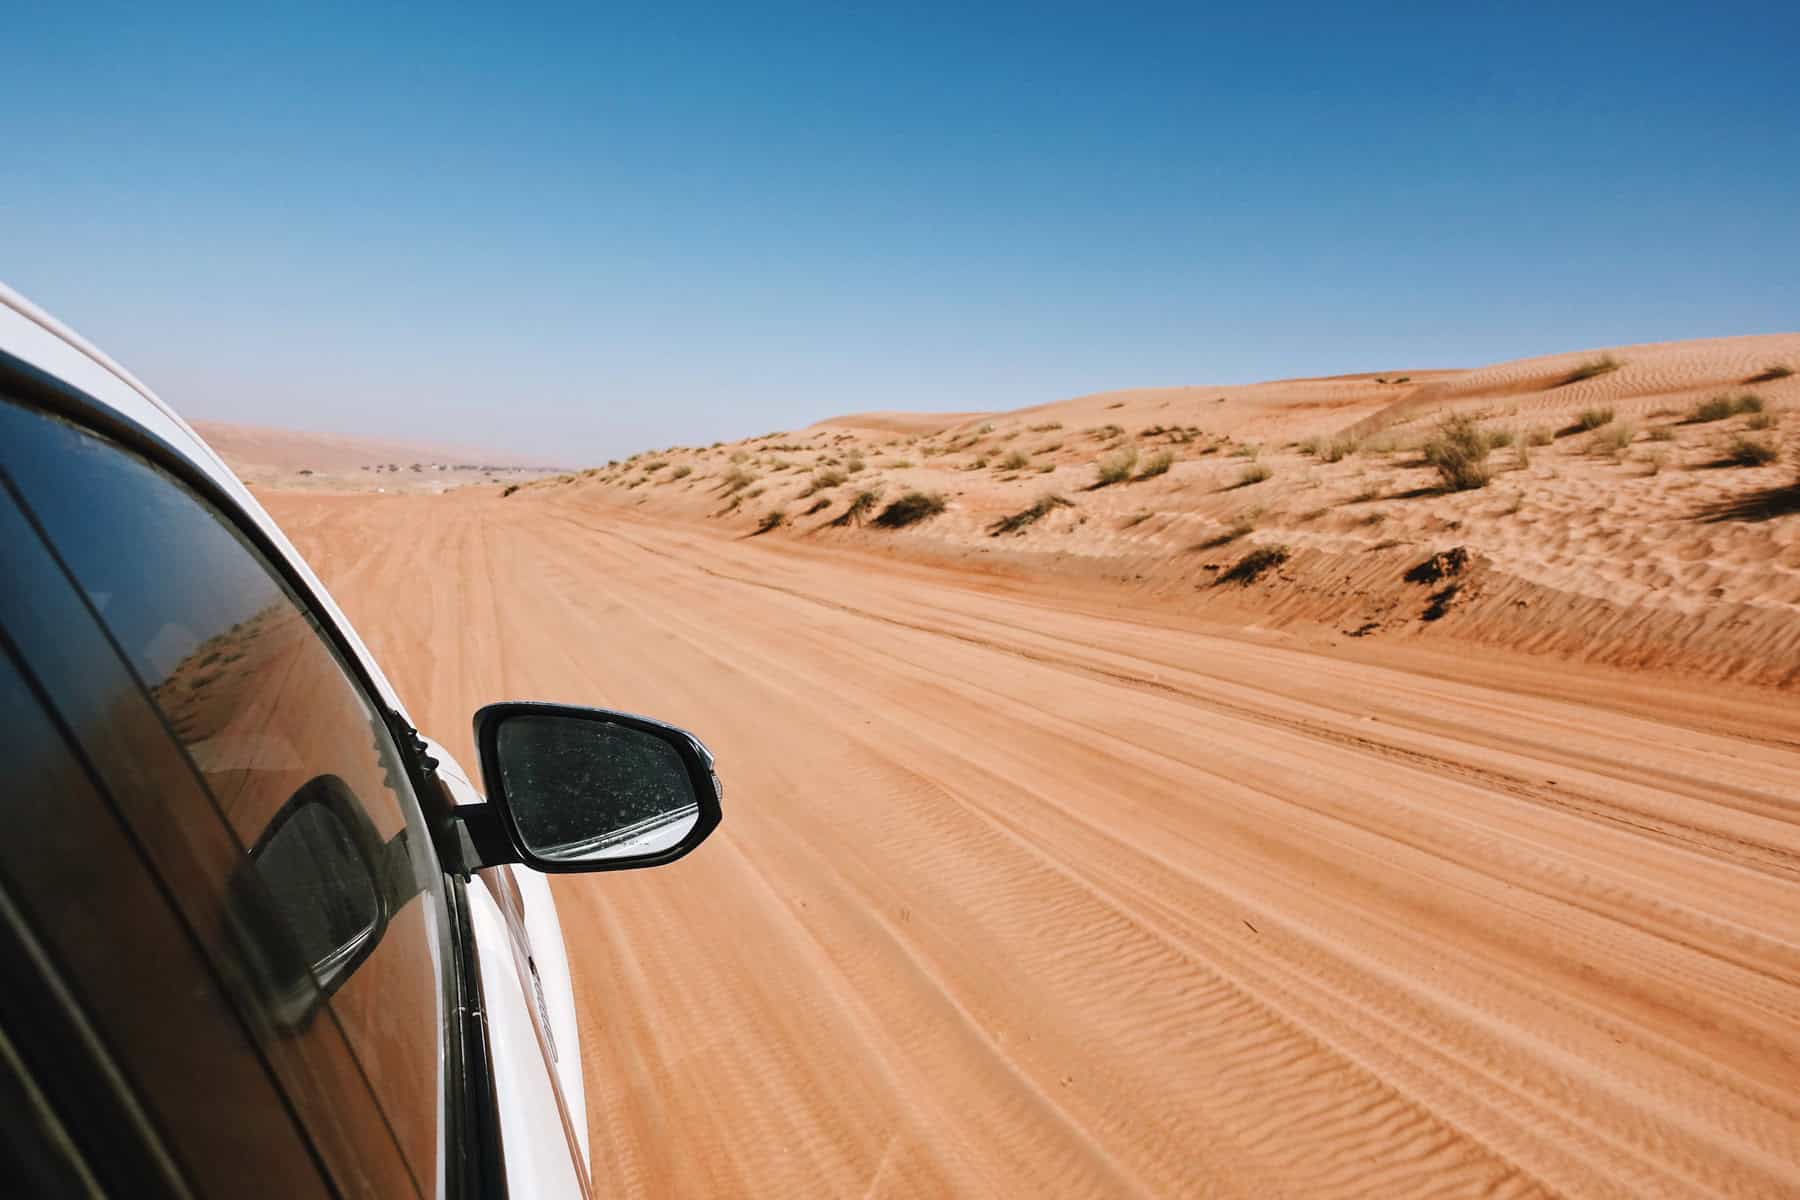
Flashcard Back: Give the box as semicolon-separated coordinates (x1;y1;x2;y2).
5;1;1796;462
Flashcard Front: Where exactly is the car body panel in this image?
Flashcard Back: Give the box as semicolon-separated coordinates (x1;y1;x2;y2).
424;735;591;1179
467;881;589;1200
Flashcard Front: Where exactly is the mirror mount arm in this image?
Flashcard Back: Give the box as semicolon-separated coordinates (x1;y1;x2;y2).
441;803;521;879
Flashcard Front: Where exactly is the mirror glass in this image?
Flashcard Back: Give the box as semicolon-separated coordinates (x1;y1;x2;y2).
496;714;699;861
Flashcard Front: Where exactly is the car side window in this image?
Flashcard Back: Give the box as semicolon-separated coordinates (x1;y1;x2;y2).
0;399;449;1198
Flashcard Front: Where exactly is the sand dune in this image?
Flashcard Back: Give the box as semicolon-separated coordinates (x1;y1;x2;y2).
529;333;1800;686
266;432;1800;1196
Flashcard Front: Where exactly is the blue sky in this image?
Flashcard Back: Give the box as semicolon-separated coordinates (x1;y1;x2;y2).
5;2;1796;462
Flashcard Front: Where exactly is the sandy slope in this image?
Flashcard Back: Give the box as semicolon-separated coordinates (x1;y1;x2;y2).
268;486;1800;1199
540;333;1800;686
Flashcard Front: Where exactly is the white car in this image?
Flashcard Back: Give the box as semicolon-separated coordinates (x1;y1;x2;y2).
0;282;722;1199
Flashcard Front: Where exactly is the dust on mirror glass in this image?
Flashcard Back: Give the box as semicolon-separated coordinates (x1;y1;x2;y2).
496;715;698;861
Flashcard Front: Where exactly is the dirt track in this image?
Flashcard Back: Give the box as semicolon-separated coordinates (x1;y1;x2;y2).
269;488;1800;1199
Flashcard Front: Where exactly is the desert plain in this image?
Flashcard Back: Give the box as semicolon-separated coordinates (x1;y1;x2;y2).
244;333;1800;1197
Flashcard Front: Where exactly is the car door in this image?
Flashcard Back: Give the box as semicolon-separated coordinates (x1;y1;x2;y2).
0;391;479;1198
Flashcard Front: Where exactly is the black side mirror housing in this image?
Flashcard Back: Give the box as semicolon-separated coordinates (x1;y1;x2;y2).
454;702;722;875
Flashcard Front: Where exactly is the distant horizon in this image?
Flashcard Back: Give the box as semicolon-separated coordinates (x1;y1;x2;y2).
179;325;1797;466
7;2;1796;462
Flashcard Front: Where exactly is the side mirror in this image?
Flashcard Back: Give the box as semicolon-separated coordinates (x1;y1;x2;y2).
461;702;722;874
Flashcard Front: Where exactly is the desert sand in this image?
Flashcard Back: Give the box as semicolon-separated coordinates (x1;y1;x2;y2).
257;332;1800;1198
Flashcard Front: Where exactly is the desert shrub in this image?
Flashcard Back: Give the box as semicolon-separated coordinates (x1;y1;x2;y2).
1301;433;1359;462
1561;356;1622;386
988;493;1071;536
1733;393;1765;414
1230;443;1262;459
1641;449;1669;475
722;467;756;492
1484;428;1515;449
754;510;785;534
1527;426;1555;446
1136;450;1174;479
887;458;915;469
1422;414;1492;491
1690;396;1735;422
501;484;520;497
1747;364;1794;383
802;497;831;516
845;455;866;473
873;491;948;528
805;468;848;496
1218;544;1291;585
1320;435;1360;462
1590;421;1636;456
670;464;693;479
828;489;883;527
1088;424;1125;440
1746;411;1777;431
1000;450;1031;471
1577;407;1615;431
1095;446;1140;486
644;460;668;472
1035;463;1056;473
1028;421;1064;432
729;450;749;463
1233;464;1272;488
1725;435;1780;467
1036;441;1063;453
1647;426;1675;442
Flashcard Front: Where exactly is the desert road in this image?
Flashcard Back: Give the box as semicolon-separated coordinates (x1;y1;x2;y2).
269;489;1800;1199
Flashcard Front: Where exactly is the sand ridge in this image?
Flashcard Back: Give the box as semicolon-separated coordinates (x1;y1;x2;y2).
518;333;1800;686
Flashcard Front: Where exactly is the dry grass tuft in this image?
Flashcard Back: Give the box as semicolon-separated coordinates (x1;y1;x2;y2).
1560;356;1622;386
1135;450;1174;479
1690;394;1763;422
872;491;948;528
1094;446;1140;486
1422;414;1492;491
1590;421;1636;457
1724;435;1780;467
988;493;1072;536
1218;544;1291;585
828;489;883;527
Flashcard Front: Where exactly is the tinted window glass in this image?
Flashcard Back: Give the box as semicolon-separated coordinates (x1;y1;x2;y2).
0;401;448;1198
